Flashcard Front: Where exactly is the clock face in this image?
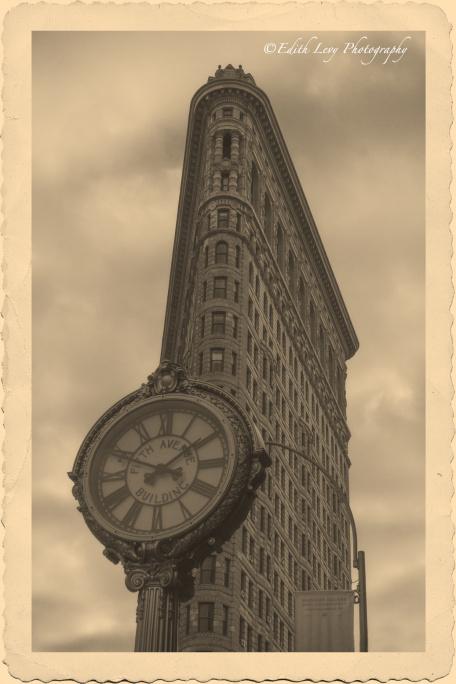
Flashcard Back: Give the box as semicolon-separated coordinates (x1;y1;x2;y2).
82;395;237;541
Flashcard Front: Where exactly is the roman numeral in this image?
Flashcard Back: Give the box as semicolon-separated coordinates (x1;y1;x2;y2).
158;412;173;436
122;500;142;527
192;432;219;451
178;499;192;521
198;457;225;470
190;478;217;499
181;414;198;438
133;422;150;444
112;447;133;461
151;506;163;531
100;468;126;482
103;485;130;510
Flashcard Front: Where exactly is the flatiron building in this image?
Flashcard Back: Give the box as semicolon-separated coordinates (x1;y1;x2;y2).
161;64;359;651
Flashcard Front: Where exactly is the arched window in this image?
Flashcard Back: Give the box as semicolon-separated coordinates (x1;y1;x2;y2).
223;132;232;160
250;161;259;211
288;251;295;295
264;193;272;240
276;224;285;271
200;555;216;584
215;241;228;264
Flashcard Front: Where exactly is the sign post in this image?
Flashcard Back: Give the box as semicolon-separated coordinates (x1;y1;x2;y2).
357;550;368;652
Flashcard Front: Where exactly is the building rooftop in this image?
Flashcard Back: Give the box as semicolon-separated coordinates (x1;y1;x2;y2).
208;64;256;85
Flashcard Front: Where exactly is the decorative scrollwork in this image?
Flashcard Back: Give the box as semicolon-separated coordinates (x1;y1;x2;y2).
125;569;149;592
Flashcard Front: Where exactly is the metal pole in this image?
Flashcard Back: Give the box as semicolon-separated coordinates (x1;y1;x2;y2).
357;551;368;652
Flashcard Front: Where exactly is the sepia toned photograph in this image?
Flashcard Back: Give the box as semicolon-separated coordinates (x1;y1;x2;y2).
31;29;427;657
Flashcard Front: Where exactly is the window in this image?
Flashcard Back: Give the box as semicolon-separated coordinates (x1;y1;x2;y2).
264;193;272;240
217;209;229;228
258;634;263;652
288;251;295;294
222;605;229;636
247;625;253;651
200;555;216;584
224;558;231;587
273;613;278;641
319;324;325;361
239;616;246;646
232;315;238;338
213;276;227;298
204;246;209;268
288;630;293;652
248;580;254;608
212;311;226;334
250;161;259;211
259;547;265;574
202;280;207;302
210;348;224;372
328;345;335;386
276;224;284;270
255;275;260;298
298;278;306;320
198;602;214;632
234;281;240;303
235;245;241;268
241;570;247;593
222;132;232;159
207;214;211;231
221;171;229;191
236;212;241;231
200;315;205;339
215;241;228;264
222;107;233;118
242;526;248;553
310;301;317;345
185;604;191;635
231;351;237;376
198;352;203;375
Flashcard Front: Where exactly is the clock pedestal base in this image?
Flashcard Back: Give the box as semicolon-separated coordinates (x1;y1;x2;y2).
135;584;179;652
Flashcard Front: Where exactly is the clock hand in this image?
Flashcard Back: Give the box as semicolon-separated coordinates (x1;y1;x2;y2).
113;452;159;471
165;441;199;469
144;465;183;485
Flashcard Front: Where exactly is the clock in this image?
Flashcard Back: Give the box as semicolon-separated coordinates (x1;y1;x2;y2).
70;361;269;596
82;394;237;541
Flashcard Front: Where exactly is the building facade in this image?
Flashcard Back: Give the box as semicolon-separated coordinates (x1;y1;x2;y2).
161;65;359;651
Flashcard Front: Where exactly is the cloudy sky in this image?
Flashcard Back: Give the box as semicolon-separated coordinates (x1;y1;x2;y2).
32;31;424;652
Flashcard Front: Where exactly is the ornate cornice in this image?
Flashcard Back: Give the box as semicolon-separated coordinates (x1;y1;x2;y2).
161;72;359;363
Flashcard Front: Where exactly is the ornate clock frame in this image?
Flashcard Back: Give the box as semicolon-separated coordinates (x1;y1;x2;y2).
69;361;270;651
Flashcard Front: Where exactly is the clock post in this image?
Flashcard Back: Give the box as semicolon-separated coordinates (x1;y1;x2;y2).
69;361;270;651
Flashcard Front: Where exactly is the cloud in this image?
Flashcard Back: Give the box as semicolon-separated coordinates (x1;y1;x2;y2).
32;31;424;652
